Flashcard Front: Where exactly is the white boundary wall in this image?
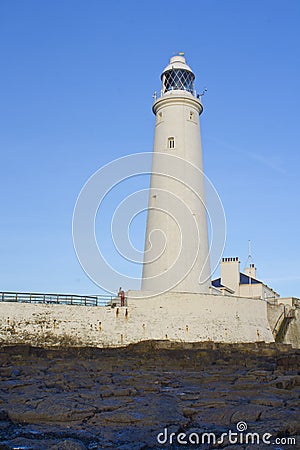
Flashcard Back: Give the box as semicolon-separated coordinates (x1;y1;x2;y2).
0;292;274;348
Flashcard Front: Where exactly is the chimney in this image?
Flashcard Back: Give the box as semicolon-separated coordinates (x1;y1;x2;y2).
220;257;240;294
244;263;257;280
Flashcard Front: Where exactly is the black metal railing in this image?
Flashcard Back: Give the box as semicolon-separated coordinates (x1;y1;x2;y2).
0;291;114;307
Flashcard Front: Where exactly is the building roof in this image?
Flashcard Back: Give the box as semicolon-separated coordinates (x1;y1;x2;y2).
239;273;261;285
161;55;194;77
212;278;224;288
212;273;262;288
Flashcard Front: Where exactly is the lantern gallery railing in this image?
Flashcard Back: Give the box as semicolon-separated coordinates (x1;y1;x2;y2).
0;291;115;307
153;87;203;101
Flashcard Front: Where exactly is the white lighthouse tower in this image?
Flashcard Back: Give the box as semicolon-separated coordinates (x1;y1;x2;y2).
142;54;211;294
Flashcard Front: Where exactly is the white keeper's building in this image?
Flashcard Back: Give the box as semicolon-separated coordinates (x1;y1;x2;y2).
212;257;280;300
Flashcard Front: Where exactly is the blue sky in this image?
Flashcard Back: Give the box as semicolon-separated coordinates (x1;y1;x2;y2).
0;0;299;297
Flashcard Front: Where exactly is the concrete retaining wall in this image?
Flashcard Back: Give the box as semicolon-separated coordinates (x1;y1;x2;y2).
267;301;300;348
0;292;274;348
267;304;285;336
285;308;300;348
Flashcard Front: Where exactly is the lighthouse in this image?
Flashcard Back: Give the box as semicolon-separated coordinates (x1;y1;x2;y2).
142;54;211;294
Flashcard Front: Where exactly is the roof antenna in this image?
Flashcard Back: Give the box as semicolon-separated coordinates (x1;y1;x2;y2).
246;240;253;268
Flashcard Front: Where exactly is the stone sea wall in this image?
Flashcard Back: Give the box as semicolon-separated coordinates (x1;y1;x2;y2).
0;292;274;347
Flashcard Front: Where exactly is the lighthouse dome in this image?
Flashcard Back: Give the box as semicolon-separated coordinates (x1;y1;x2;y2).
161;54;195;95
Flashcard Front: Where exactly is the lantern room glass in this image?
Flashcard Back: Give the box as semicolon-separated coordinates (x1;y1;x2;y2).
163;69;195;94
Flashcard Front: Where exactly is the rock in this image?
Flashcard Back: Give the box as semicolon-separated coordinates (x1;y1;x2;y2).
8;399;97;424
230;404;266;423
0;437;57;449
271;375;300;390
103;412;142;424
250;396;283;407
182;407;197;418
0;409;8;420
0;343;299;448
50;439;87;449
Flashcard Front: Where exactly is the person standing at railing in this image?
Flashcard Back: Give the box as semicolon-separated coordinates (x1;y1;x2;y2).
118;287;125;307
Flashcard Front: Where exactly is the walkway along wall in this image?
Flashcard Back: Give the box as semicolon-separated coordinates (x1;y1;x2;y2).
0;292;274;348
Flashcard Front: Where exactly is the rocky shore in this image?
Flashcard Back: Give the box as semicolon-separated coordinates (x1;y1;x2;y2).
0;341;299;449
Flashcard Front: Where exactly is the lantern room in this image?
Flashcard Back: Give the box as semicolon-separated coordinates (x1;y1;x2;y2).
161;53;195;95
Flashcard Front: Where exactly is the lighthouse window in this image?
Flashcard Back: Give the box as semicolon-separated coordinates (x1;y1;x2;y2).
168;137;175;149
163;69;194;94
